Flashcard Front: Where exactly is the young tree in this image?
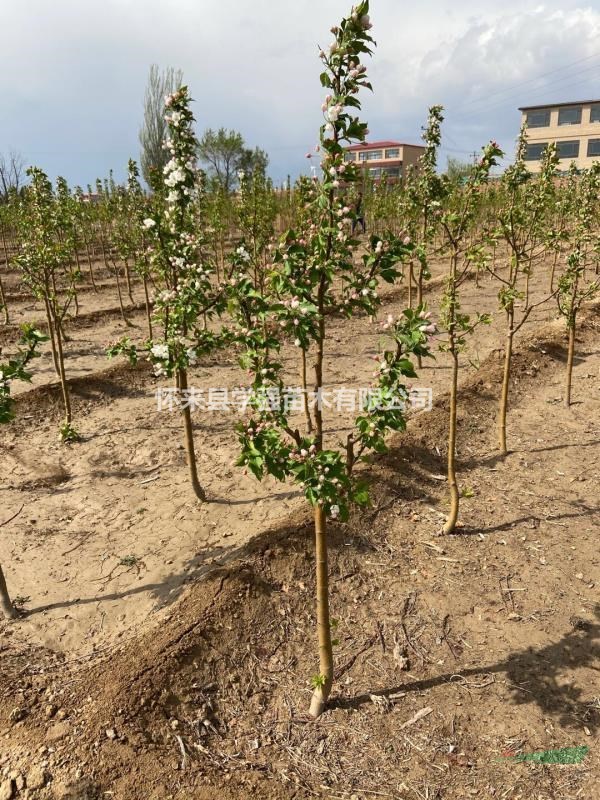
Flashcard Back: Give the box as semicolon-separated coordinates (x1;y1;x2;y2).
139;65;184;188
236;166;277;291
15;168;80;441
557;163;600;407
204;177;234;279
142;87;230;500
0;200;17;324
125;159;155;338
55;177;83;316
402;106;445;360
230;1;434;716
0;324;47;618
438;141;501;534
489;128;558;454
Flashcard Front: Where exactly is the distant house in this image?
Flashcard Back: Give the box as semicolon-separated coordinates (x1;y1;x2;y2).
343;140;426;181
80;193;102;204
519;100;600;172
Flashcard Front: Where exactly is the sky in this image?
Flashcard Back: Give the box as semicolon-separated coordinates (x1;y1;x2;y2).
2;0;600;187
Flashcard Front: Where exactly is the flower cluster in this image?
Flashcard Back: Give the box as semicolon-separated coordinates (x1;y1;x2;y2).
231;1;434;522
142;87;229;377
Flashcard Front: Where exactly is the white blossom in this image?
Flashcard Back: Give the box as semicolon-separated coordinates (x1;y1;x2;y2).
151;343;170;360
186;347;198;366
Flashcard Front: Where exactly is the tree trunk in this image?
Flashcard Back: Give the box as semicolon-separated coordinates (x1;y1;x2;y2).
443;251;460;536
0;563;17;620
84;241;98;291
112;259;130;325
124;257;134;304
550;249;559;293
143;276;153;340
0;270;9;324
43;297;61;377
416;265;424;369
565;321;575;408
301;348;313;434
442;349;460;535
498;323;514;455
309;504;334;718
54;311;72;425
178;368;206;501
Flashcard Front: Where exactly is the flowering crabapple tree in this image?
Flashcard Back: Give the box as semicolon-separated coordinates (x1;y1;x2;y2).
437;139;501;533
142;87;230;501
557;163;600;407
231;1;434;717
0;324;47;618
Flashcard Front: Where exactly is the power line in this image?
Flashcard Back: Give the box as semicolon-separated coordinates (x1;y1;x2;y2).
459;66;600;120
454;49;600;114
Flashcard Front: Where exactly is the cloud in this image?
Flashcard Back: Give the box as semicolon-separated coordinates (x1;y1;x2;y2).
0;0;598;183
369;4;600;165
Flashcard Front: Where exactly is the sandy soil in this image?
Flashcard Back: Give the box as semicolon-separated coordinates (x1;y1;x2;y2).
0;252;598;799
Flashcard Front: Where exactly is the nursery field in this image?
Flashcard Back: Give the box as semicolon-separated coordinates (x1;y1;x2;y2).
1;253;599;799
1;3;599;799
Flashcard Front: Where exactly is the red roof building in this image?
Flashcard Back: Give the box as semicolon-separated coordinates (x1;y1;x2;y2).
344;140;426;181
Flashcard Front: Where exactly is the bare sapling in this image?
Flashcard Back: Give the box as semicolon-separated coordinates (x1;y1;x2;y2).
557;163;600;407
489;128;558;454
404;105;445;366
124;159;154;338
437;134;500;534
15;168;80;441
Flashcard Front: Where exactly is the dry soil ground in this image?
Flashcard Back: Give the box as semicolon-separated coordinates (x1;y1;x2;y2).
0;253;598;800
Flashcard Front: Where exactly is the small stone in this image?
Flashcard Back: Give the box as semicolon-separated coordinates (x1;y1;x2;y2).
26;766;47;791
8;708;26;725
45;704;58;719
105;728;117;740
14;775;25;791
46;721;70;742
170;719;179;730
0;779;13;800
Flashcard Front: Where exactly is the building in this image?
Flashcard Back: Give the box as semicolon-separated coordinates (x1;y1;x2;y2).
344;140;426;181
519;100;600;172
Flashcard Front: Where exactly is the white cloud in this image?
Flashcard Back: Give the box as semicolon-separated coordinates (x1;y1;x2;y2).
0;0;598;182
